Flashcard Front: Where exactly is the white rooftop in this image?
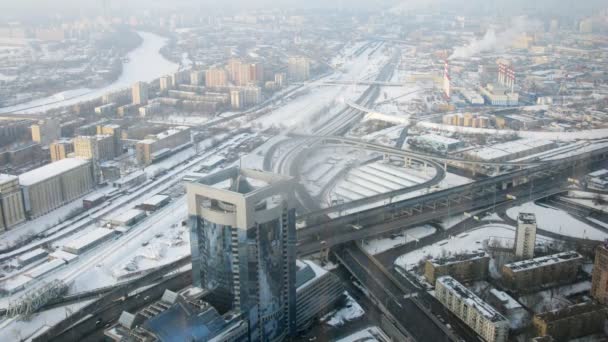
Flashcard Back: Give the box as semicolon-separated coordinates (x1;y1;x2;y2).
109;209;145;224
19;158;90;186
437;276;507;323
142;195;170;207
0;174;18;184
63;228;115;251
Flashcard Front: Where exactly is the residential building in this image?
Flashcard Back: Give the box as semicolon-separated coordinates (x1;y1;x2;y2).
49;139;74;162
0;174;26;231
532;303;607;341
230;89;243;109
159;75;172;92
591;243;608;304
242;86;262;107
136;126;191;165
515;212;537;259
73;135;115;162
187;167;297;340
132;81;149;105
424;251;489;285
435;276;509;342
274;72;287;87
31;119;61;145
97;124;123;157
502;251;583;292
205;67;228;87
190;70;204;85
19;158;94;218
288;56;310;82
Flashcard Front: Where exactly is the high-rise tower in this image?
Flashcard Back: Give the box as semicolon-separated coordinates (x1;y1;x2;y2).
187;167;297;341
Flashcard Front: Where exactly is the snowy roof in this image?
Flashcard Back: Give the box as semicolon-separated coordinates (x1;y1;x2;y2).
296;260;328;291
16;248;48;263
109;209;146;225
83;193;106;202
25;259;66;279
0;174;17;184
490;289;522;310
504;251;582;272
19;158;90;186
517;212;536;224
588;169;608;178
63;228;115;251
466;139;555;161
142;195;170;207
50;250;79;262
437;276;507;323
200;155;226;168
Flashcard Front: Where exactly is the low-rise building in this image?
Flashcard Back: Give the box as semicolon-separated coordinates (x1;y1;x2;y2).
19;158;94;218
502;251;583;292
424;251;489;284
108;209;146;227
137;195;170;211
435;276;509;342
407;134;462;154
532;303;607;341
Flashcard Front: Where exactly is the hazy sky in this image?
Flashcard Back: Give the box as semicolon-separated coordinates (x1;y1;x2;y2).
0;0;604;18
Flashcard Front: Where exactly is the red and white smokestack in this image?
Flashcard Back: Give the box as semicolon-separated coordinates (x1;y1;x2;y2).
506;66;515;93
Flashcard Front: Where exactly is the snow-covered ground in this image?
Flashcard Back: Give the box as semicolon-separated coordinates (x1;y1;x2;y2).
335;326;391;342
321;291;365;327
0;32;178;114
518;281;591;313
362;225;436;255
394;224;516;271
506;202;608;240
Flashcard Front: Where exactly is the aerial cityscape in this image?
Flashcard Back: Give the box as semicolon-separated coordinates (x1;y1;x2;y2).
1;0;608;341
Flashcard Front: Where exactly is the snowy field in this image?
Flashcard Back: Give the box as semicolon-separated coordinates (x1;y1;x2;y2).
394;224;517;271
362;225;436;255
335;326;390;342
506;202;608;240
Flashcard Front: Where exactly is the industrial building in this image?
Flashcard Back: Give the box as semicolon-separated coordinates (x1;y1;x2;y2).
424;251;489;285
108;209;146;227
502;251;583;292
62;228;116;254
137;195;170;211
407;134;462;154
532;303;608;341
0;174;26;231
435;276;509;342
464;139;556;163
514;212;537;259
19;158;94;218
136;126;191;165
112;171;147;189
187;167;297;340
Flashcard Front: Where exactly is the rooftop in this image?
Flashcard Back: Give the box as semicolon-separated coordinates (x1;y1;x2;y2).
430;250;488;267
504;251;582;272
437;276;507;323
518;212;536;225
19;158;90;186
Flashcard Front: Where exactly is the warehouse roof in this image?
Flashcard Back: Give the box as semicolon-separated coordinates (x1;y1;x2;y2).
19;158;90;186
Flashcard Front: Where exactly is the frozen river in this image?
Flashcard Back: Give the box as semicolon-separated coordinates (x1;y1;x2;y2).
0;31;179;114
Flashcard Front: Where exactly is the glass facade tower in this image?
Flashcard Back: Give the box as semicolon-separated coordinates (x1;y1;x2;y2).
188;167;297;341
